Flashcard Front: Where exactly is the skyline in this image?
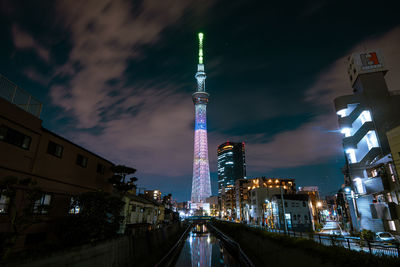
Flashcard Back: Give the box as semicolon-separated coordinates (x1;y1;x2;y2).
1;0;400;201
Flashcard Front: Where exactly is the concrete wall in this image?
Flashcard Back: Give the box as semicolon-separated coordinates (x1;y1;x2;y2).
3;223;184;267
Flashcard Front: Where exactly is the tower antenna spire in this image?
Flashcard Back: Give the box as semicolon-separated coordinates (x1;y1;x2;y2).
198;32;204;64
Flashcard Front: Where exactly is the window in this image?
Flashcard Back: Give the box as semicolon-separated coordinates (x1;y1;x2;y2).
304;215;308;221
0;190;10;214
284;202;288;207
33;194;51;214
69;197;80;214
0;125;31;150
131;205;136;212
76;154;88;168
302;201;306;207
97;163;105;174
389;220;396;231
47;141;63;158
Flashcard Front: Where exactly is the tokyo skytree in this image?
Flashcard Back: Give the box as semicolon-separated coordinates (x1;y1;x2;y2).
191;33;212;204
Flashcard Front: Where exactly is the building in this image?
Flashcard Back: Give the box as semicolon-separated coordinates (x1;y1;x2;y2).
221;188;236;220
206;196;220;217
271;194;314;232
298;186;320;225
120;194;165;235
232;177;296;224
387;126;400;180
0;74;114;250
334;50;400;233
190;33;212;209
217;142;246;195
144;190;162;203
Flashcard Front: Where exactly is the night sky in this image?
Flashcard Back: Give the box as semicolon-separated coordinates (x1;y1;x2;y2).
1;0;400;201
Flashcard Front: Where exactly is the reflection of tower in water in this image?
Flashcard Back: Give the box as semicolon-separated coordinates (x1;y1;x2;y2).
189;226;212;267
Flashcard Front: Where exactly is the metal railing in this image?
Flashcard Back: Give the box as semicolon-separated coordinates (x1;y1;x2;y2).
250;224;400;258
155;223;192;267
208;223;255;267
0;74;42;117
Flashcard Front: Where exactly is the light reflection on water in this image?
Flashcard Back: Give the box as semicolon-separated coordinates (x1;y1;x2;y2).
175;225;239;267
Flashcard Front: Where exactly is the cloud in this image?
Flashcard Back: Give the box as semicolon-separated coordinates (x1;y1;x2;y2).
51;0;197;128
12;24;50;62
48;0;400;188
305;26;400;106
49;0;211;177
244;26;400;173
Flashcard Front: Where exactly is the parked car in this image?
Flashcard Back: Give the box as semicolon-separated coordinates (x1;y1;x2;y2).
375;232;399;244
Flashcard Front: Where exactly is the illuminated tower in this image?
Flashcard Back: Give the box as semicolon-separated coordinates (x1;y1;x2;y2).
191;33;212;204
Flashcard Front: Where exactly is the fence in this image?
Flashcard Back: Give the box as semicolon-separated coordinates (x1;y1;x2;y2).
0;74;42;118
257;225;400;258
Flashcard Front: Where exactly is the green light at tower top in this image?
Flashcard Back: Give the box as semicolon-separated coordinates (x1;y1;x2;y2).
198;32;204;64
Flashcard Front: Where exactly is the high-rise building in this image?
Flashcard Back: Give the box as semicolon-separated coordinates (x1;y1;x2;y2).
334;50;400;233
217;142;246;195
191;33;212;207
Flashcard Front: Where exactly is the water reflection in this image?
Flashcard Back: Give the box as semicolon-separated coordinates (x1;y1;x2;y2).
175;224;239;267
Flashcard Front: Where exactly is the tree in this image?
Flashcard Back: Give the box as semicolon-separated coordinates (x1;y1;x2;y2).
0;176;44;259
60;191;124;246
108;165;138;194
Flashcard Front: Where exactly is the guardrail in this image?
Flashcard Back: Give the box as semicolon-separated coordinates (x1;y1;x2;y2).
249;224;400;258
208;223;255;267
155;223;192;267
0;74;42;117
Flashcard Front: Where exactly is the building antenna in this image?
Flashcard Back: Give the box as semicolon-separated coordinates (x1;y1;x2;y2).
198;32;204;64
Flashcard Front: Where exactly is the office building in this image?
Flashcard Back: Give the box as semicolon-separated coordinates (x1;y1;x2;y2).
217;142;246;195
334;50;400;233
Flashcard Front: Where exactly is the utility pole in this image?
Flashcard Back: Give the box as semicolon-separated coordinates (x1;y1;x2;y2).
280;184;288;234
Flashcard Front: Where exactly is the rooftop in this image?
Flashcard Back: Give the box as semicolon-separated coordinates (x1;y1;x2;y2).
0;74;42;118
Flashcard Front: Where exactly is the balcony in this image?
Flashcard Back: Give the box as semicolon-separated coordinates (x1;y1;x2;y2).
342;121;375;150
363;176;385;194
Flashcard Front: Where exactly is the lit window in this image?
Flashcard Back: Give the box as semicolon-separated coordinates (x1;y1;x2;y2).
389;220;396;231
336;109;347;118
69;197;80;214
33;194;51;214
346;149;357;163
388;164;396;182
360;110;372;124
353;178;364;194
387;193;393;203
365;131;379;150
341;128;351;137
0;190;10;214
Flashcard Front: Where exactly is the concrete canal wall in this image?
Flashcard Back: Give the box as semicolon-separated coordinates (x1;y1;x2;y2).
3;223;185;267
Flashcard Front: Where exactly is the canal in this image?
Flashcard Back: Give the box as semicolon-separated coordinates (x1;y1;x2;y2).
174;224;240;267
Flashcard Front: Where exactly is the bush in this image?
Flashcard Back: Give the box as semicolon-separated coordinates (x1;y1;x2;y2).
59;191;124;246
360;229;374;241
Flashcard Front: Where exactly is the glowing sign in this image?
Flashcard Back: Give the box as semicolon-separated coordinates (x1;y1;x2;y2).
360;52;379;68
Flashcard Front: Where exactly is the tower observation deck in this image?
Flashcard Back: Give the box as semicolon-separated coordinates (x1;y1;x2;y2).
191;33;212;205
